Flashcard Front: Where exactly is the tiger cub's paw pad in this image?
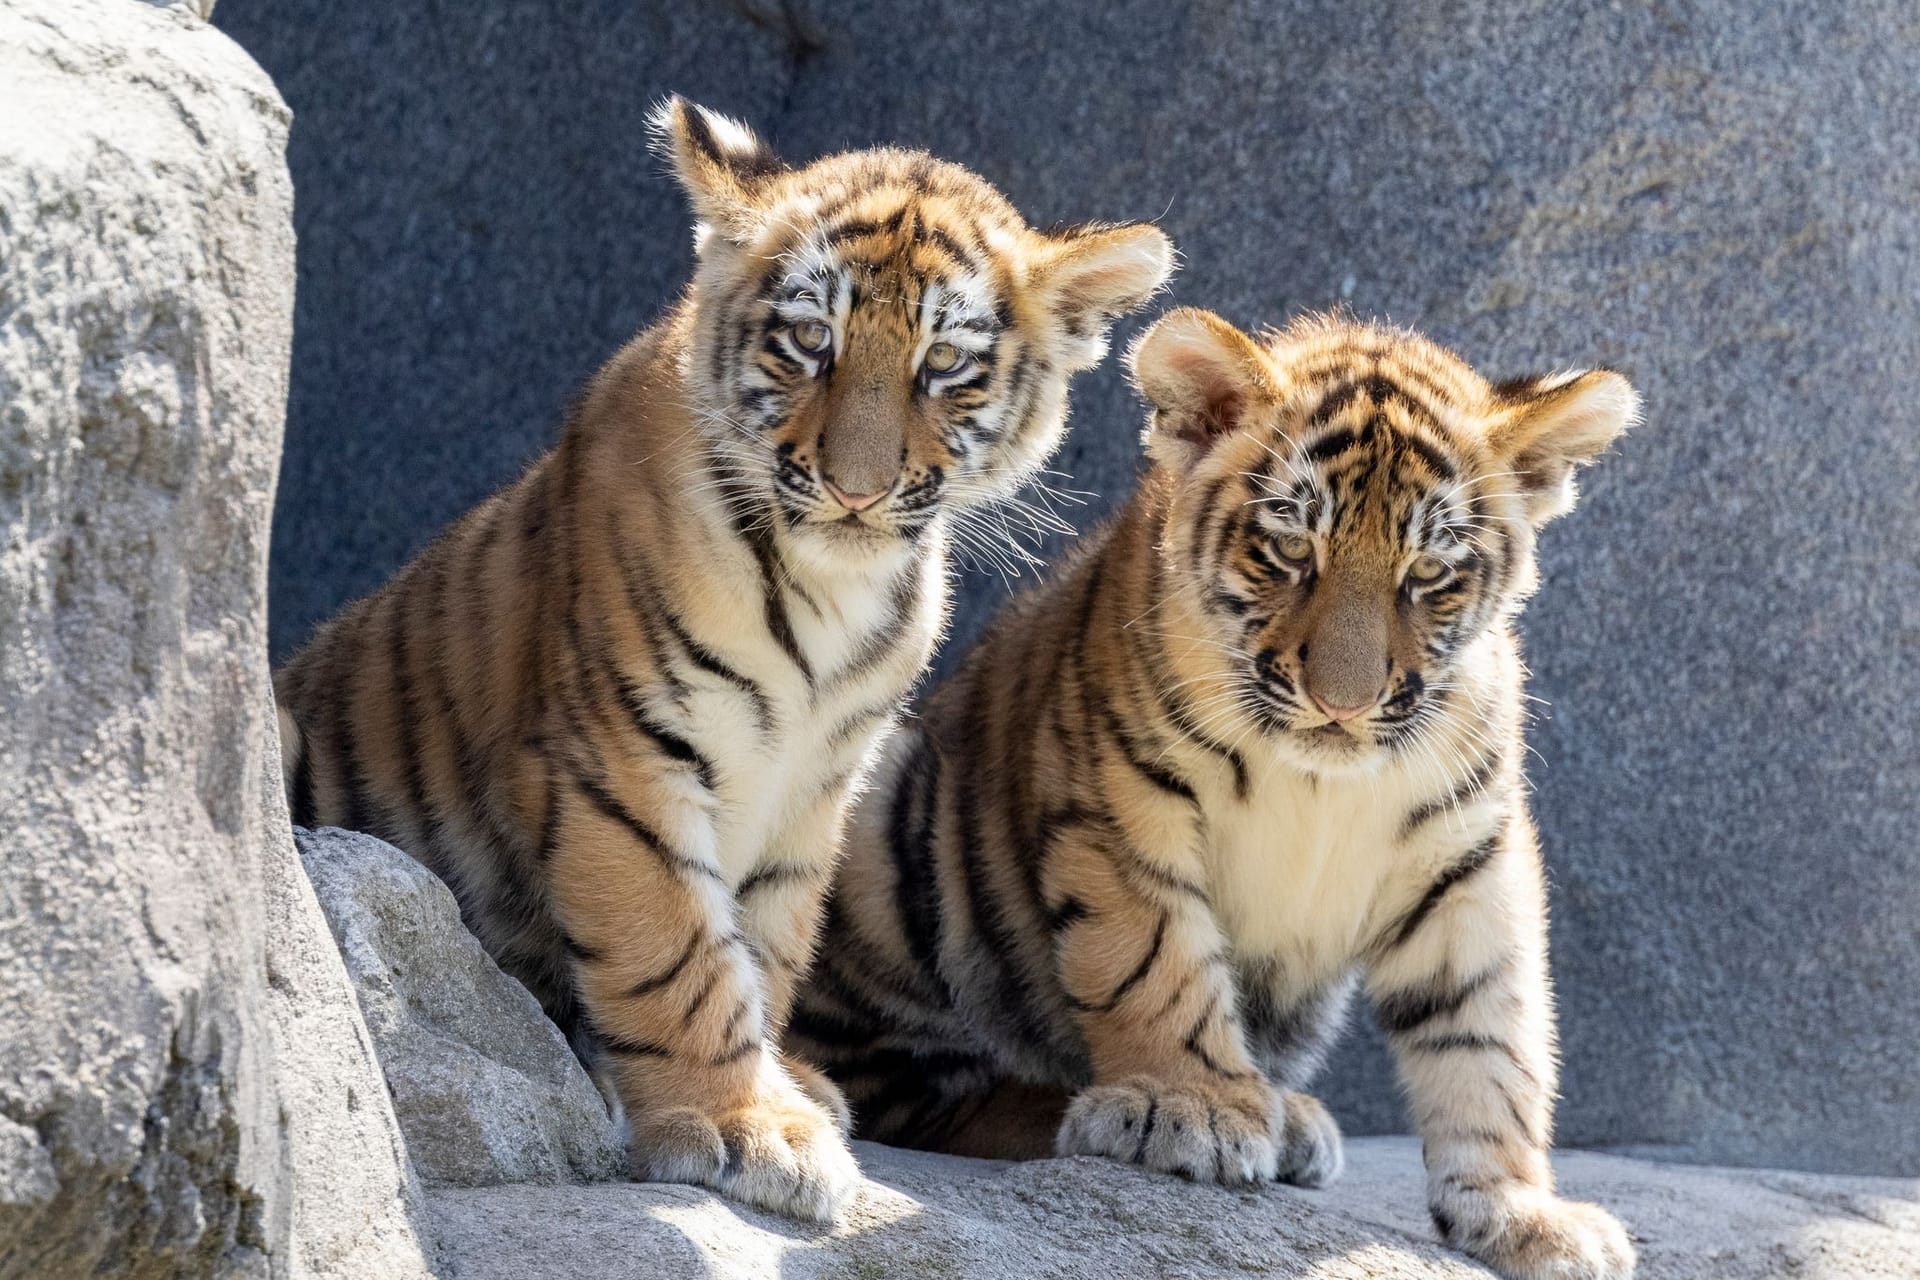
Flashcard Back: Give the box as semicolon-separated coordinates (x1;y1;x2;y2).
1057;1077;1278;1186
631;1091;861;1225
1439;1185;1636;1280
1272;1089;1344;1188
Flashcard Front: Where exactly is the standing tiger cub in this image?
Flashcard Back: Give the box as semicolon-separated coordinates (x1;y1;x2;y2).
791;309;1640;1277
273;97;1172;1222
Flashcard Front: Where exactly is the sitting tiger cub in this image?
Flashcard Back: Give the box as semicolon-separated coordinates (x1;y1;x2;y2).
273;97;1172;1221
791;308;1640;1277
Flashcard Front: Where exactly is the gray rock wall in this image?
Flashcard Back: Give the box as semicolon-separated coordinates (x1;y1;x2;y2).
0;3;432;1275
216;0;1920;1176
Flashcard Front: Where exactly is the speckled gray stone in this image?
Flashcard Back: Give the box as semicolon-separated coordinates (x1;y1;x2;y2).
0;2;433;1275
296;828;626;1190
217;0;1920;1177
428;1138;1920;1280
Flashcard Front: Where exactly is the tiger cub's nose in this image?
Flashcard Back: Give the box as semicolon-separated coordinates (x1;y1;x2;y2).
1309;691;1376;722
822;474;892;512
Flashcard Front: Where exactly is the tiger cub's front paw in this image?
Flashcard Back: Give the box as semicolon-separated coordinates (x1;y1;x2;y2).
1271;1088;1344;1188
1057;1075;1279;1186
1435;1182;1636;1280
630;1079;860;1224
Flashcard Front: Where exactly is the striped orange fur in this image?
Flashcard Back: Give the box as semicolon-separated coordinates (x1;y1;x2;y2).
792;308;1640;1277
273;97;1172;1222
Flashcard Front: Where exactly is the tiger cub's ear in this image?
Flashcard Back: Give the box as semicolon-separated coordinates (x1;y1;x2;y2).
1129;307;1278;470
649;95;789;250
1487;369;1640;524
1030;223;1175;371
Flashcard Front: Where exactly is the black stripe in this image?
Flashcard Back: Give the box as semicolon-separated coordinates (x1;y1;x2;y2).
599;1030;674;1059
736;514;813;686
328;642;379;834
951;695;1062;1050
534;763;561;863
817;895;954;1024
287;719;317;828
1046;896;1090;933
920;223;979;271
679;970;721;1028
1305;379;1367;428
611;512;775;734
1068;912;1168;1013
1109;841;1210;904
1399;430;1457;480
886;739;955;1004
1400;754;1504;840
1407;1031;1512;1056
388;591;443;853
1374;959;1506;1036
570;768;725;884
827;205;906;245
708;1036;762;1068
440;513;539;868
1379;828;1505;953
1188;475;1231;579
1098;699;1197;802
611;675;717;792
822;560;922;691
1134;1097;1159;1163
827;698;898;753
1305;426;1361;461
1180;991;1258;1081
1129;554;1250;799
736;861;812;898
627;933;702;998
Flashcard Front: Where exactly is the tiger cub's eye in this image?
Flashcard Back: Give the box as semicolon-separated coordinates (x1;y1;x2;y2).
1274;533;1315;565
1407;554;1450;583
923;341;967;375
792;320;832;354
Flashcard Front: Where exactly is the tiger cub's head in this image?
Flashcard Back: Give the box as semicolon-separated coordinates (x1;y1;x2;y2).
1130;308;1639;772
651;97;1173;572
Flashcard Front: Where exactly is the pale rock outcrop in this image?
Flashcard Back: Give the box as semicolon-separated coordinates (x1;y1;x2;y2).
0;2;431;1276
295;828;626;1189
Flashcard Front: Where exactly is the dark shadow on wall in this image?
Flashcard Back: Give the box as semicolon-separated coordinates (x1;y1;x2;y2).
219;0;1920;1176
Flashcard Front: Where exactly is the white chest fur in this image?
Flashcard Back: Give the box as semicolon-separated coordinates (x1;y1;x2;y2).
691;533;944;885
1189;634;1515;985
1199;758;1415;983
1195;728;1503;992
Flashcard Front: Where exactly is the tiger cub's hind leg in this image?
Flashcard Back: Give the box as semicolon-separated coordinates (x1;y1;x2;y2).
903;1082;1070;1161
1240;965;1355;1188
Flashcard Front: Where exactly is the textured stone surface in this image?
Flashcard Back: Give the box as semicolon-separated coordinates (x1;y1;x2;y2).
296;828;626;1189
428;1138;1920;1280
217;0;1920;1175
0;2;430;1275
293;854;1920;1279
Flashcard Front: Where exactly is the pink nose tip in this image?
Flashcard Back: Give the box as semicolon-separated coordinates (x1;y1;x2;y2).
823;477;888;512
1311;693;1375;722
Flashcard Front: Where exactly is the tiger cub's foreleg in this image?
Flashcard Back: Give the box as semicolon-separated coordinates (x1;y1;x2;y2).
1368;822;1634;1280
549;776;857;1222
1044;824;1326;1186
736;788;859;1136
